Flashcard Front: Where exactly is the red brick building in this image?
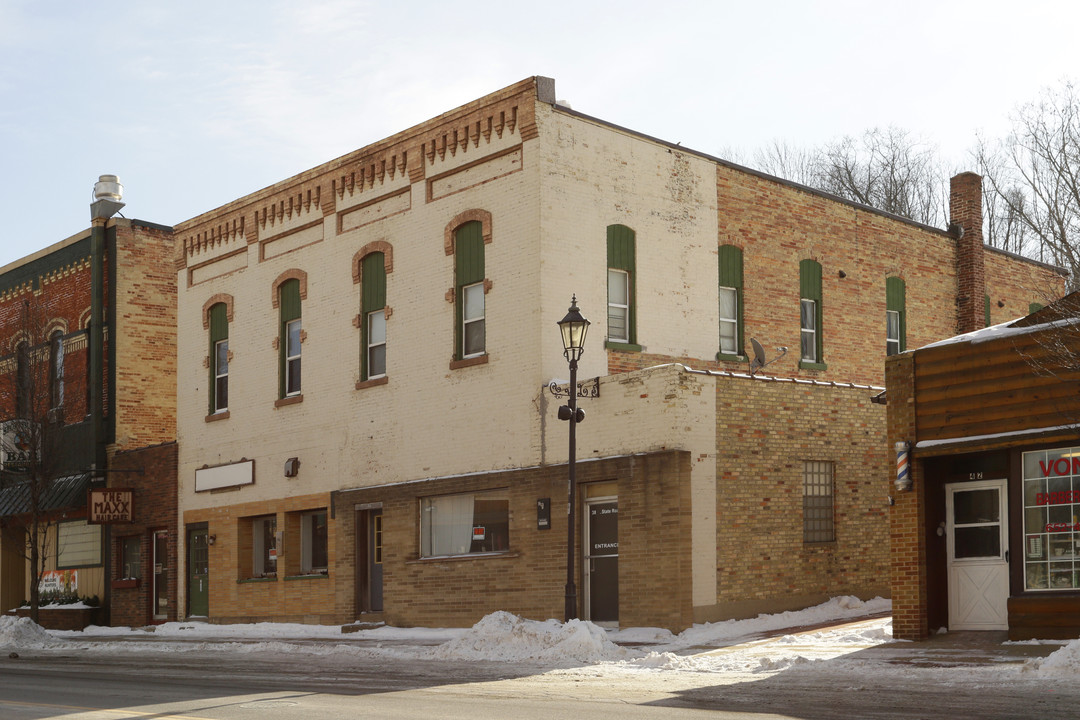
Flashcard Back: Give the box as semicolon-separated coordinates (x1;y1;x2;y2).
0;183;177;626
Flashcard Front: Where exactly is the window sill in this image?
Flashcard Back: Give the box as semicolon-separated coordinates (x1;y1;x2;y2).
408;551;518;564
799;361;828;371
274;394;304;408
449;354;489;370
285;573;329;581
356;376;389;390
605;341;642;352
111;578;140;589
238;576;278;584
715;353;746;363
205;411;230;423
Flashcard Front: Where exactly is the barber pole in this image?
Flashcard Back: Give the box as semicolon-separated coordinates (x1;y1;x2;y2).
895;441;911;492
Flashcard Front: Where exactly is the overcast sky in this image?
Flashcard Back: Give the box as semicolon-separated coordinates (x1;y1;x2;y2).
0;0;1076;269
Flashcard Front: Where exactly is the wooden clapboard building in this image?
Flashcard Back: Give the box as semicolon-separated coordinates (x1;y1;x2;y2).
888;292;1080;640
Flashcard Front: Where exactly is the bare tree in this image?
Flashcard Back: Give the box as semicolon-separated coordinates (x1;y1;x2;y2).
751;140;821;187
746;128;948;228
816;127;948;227
978;81;1080;286
0;298;84;622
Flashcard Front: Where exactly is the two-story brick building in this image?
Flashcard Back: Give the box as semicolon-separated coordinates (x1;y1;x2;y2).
0;180;178;627
172;76;1062;630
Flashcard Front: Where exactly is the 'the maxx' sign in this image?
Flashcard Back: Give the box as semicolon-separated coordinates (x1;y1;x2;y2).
87;488;134;524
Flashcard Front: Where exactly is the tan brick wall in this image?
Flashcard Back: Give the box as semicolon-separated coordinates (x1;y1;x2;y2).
711;375;890;618
886;352;929;640
182;491;336;624
112;221;177;451
335;451;694;631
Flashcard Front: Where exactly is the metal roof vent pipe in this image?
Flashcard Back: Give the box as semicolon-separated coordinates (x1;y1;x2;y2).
91;174;125;221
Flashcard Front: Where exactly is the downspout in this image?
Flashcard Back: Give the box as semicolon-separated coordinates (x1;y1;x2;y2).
90;175;124;625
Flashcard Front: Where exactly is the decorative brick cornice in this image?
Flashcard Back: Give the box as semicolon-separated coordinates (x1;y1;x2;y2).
351;241;394;284
444;210;493;256
271;269;308;309
201;293;235;330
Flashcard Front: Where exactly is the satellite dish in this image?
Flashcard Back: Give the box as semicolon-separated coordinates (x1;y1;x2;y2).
748;338;788;376
749;338;766;374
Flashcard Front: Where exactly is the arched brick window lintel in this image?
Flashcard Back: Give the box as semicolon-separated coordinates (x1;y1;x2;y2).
352;241;394;284
201;294;235;329
444;209;493;256
271;269;308;309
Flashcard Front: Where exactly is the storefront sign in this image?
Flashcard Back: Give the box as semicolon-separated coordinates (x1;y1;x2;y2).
1036;490;1080;506
87;488;134;524
537;498;551;530
1037;457;1080;478
39;569;78;594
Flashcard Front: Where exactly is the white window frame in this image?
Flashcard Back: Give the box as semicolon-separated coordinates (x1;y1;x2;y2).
367;309;386;379
214;338;229;412
462;282;485;358
719;286;738;355
607;268;630;343
301;510;328;575
420;490;509;558
800;298;818;362
886;309;901;356
285;318;301;396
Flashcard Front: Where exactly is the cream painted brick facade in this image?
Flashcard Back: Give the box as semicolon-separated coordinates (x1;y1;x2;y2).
172;77;1063;628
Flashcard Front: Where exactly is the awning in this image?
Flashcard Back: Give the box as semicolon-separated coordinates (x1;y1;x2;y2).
0;473;93;519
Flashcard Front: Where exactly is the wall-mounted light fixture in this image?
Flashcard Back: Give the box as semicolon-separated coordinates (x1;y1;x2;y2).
284;457;300;477
208;535;217;546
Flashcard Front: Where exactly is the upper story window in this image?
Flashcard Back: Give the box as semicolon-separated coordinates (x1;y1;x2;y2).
278;279;302;398
886;276;906;356
49;331;64;411
208;303;229;413
454;221;486;361
360;252;387;381
799;259;824;369
606;224;638;349
15;341;29;419
718;245;744;359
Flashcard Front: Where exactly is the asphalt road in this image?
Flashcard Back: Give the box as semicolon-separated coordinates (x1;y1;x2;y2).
0;638;1077;720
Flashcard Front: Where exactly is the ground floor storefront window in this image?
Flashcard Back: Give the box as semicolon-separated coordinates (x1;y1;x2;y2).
1023;447;1080;590
420;490;508;557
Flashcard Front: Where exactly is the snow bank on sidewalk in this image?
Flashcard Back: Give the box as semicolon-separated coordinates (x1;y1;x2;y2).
1026;638;1080;676
0;615;67;650
431;611;634;663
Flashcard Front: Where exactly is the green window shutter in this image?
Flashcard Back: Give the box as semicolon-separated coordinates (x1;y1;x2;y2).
886;276;906;352
719;245;744;356
984;293;991;328
454;222;485;360
208;303;228;412
279;279;301;397
360;253;386;380
800;259;823;363
607;224;637;346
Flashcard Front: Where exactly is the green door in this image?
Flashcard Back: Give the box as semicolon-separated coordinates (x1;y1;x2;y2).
187;526;209;617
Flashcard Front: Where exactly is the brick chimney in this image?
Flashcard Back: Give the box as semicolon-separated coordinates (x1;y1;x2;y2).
950;172;986;334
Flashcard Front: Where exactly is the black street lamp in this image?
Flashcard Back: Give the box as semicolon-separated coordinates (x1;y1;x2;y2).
556;295;589;622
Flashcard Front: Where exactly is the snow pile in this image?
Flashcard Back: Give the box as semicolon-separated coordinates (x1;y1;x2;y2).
1026;637;1080;676
0;616;67;649
432;611;633;663
663;595;891;649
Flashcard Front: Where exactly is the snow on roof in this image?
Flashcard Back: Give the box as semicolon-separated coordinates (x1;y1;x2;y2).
920;315;1080;350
